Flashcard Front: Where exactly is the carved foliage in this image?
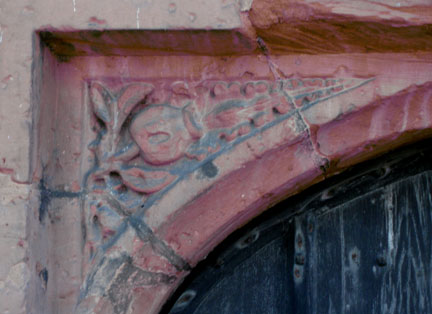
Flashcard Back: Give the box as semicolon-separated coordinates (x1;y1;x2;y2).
84;77;373;257
78;76;375;312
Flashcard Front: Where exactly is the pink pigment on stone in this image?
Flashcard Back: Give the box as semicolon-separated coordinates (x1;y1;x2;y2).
35;51;432;314
1;0;431;313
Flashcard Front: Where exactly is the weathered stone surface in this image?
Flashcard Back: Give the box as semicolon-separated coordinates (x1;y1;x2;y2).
249;0;432;54
0;0;247;183
316;81;432;171
1;0;432;313
0;175;30;314
68;53;430;313
155;139;323;263
28;50;432;313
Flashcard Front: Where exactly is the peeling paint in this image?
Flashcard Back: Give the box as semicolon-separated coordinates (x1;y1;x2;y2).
188;12;197;22
1;74;13;89
239;0;254;11
168;2;177;13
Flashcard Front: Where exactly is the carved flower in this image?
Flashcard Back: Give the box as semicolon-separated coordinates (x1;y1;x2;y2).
89;82;182;194
129;104;202;165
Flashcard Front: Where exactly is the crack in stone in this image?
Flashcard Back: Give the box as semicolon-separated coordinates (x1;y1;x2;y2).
256;36;288;80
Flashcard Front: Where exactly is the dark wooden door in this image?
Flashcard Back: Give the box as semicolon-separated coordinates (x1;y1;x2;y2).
163;141;432;314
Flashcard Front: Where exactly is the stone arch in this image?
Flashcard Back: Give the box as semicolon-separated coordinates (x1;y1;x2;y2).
2;0;432;313
76;78;432;313
24;2;432;314
150;82;432;312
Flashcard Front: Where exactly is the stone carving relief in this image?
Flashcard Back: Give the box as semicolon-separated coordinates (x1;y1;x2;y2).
79;76;373;308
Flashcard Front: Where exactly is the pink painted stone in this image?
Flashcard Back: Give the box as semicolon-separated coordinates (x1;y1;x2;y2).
12;0;432;312
130;105;201;165
316;82;432;171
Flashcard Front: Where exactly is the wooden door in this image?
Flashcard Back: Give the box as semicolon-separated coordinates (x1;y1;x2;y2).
163;141;432;314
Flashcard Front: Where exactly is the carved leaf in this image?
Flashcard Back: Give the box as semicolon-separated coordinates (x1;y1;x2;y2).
182;105;203;139
116;83;154;131
112;141;140;162
90;82;114;124
119;168;176;194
